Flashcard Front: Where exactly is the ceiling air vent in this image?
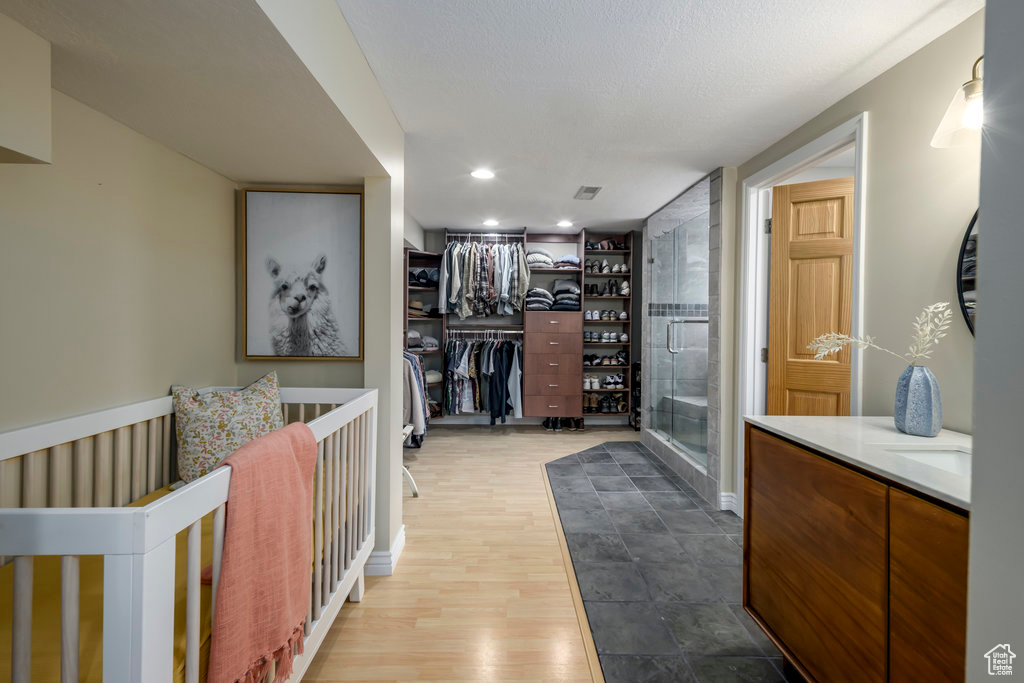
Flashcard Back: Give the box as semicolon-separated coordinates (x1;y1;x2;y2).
574;185;602;200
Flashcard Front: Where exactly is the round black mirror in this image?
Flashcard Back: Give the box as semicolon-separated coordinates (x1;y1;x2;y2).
956;209;978;335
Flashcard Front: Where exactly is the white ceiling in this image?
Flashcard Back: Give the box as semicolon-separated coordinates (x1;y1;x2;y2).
337;0;983;232
0;0;385;185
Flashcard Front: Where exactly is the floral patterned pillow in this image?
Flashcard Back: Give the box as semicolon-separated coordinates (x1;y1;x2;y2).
172;372;285;482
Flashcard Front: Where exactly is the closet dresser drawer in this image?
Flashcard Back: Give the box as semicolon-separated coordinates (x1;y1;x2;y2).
525;332;580;355
524;353;578;376
525;311;583;335
524;374;581;396
525;395;582;417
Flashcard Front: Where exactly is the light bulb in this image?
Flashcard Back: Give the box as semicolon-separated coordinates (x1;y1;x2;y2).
483;219;499;227
962;94;984;130
557;220;573;228
471;169;495;180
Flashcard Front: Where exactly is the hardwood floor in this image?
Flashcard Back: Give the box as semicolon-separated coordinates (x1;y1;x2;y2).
304;424;636;682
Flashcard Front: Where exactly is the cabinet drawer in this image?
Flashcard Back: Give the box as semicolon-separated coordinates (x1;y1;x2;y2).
524;332;580;355
524;394;582;417
526;311;583;335
524;374;581;396
524;353;578;376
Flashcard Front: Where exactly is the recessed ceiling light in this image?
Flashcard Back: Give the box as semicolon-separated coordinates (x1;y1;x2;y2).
483;219;499;227
557;220;573;228
471;168;495;180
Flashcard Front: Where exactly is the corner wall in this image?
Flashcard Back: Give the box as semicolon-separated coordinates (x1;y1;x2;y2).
0;91;237;430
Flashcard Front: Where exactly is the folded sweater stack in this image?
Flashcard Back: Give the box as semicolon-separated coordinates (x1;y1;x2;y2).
525;287;555;311
551;278;581;311
526;248;555;270
553;254;581;269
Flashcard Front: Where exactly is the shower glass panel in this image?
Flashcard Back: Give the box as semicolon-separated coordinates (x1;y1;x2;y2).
648;186;709;466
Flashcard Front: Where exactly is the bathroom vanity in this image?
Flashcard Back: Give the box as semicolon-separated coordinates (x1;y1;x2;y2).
743;416;970;683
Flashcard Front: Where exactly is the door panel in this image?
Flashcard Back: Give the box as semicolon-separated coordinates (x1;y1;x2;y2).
768;178;854;416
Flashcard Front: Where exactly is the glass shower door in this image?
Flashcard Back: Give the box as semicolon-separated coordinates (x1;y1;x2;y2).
648;204;709;466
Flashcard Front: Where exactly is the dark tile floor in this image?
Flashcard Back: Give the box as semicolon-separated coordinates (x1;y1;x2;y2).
547;441;787;683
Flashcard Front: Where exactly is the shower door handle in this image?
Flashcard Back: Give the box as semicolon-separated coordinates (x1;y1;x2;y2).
666;320;684;354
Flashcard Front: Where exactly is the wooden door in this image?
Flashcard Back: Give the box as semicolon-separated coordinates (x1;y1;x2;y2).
767;177;854;415
745;426;888;682
889;489;969;682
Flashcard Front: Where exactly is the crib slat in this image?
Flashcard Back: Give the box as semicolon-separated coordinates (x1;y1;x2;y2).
299;403;305;424
61;555;80;683
147;418;159;494
1;455;23;508
324;433;333;600
359;413;368;545
212;503;225;628
162;415;173;486
314;403;322;419
22;449;48;507
312;442;324;617
49;443;73;507
283;403;290;424
306;475;313;637
94;431;114;507
131;422;147;501
332;427;342;587
186;520;201;683
73;437;94;507
12;555;33;683
347;420;355;567
114;426;131;506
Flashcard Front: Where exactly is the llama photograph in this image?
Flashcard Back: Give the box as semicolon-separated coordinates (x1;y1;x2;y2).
244;189;363;360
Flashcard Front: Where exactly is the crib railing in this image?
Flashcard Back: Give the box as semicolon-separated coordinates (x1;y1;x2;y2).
0;387;377;683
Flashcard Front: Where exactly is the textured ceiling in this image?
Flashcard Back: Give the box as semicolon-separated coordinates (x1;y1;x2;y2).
337;0;982;232
0;0;385;185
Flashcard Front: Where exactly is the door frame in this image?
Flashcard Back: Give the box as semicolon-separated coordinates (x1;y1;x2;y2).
734;113;868;516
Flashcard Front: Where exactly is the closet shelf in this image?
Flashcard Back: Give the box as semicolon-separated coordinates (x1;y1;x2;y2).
585;295;631;299
408;285;439;291
584;272;631;277
529;268;582;273
582;364;630;370
427;381;442;387
584;320;630;324
408;348;440;354
584;341;629;345
585;249;630;255
583;388;630;393
408;316;442;321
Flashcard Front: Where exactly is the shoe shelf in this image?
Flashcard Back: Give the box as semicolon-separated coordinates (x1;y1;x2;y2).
585;249;630;255
585;272;631;277
408;285;439;291
584;319;630;324
582;364;629;370
584;342;629;345
528;268;583;274
583;388;629;393
585;295;631;299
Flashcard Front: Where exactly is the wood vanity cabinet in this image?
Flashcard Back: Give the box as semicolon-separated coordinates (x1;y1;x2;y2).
744;424;969;683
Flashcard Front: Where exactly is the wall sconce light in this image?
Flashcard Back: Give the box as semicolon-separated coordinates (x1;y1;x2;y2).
931;56;984;148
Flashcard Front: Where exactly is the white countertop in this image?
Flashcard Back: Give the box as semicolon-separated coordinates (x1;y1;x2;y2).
745;416;972;511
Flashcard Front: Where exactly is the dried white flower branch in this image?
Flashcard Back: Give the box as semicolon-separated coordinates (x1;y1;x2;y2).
807;302;952;366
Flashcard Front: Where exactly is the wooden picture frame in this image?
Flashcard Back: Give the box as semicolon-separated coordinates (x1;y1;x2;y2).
242;188;364;360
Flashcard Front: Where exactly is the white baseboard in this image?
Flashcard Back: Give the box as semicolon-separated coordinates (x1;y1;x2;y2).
366;524;405;576
719;492;739;513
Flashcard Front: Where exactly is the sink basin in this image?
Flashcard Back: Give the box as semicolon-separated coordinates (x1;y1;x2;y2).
871;443;972;477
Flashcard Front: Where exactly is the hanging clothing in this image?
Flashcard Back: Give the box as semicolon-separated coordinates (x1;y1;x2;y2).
402;351;429;447
443;338;523;422
437;241;530;320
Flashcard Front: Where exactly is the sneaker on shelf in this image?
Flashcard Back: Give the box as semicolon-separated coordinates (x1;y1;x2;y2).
620;281;631;296
600;396;612;413
601;259;612;274
619;311;629;320
584;309;592;321
612;263;622;273
609;281;619;296
620;263;629;273
614;375;625;389
620;333;629;343
599;281;609;296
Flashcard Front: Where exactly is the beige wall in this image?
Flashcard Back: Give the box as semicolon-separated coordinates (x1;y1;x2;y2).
404;210;425;250
722;11;983;491
0;13;51;163
0;90;237;430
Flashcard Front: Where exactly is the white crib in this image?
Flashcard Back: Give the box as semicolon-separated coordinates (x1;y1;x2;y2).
0;386;378;683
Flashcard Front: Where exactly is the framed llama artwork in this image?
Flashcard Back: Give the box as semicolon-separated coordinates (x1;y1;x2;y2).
242;188;364;360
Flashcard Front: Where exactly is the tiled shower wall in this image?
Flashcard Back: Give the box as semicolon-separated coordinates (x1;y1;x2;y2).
641;169;724;508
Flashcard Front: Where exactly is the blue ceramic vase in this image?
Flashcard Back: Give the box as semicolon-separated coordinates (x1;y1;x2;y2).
894;365;942;437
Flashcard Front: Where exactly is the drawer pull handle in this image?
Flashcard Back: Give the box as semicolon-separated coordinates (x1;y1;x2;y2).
550;320;559;324
548;363;559;366
549;341;559;345
548;384;559;388
548;405;559;409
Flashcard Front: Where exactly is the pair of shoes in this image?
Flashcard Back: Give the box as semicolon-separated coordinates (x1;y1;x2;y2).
583;394;600;413
600;259;612;274
619;280;631;296
603;373;625;389
585;309;597;320
618;311;629;320
583;375;599;390
583;353;597;366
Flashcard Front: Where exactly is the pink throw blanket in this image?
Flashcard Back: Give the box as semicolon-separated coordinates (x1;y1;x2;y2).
207;422;317;683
